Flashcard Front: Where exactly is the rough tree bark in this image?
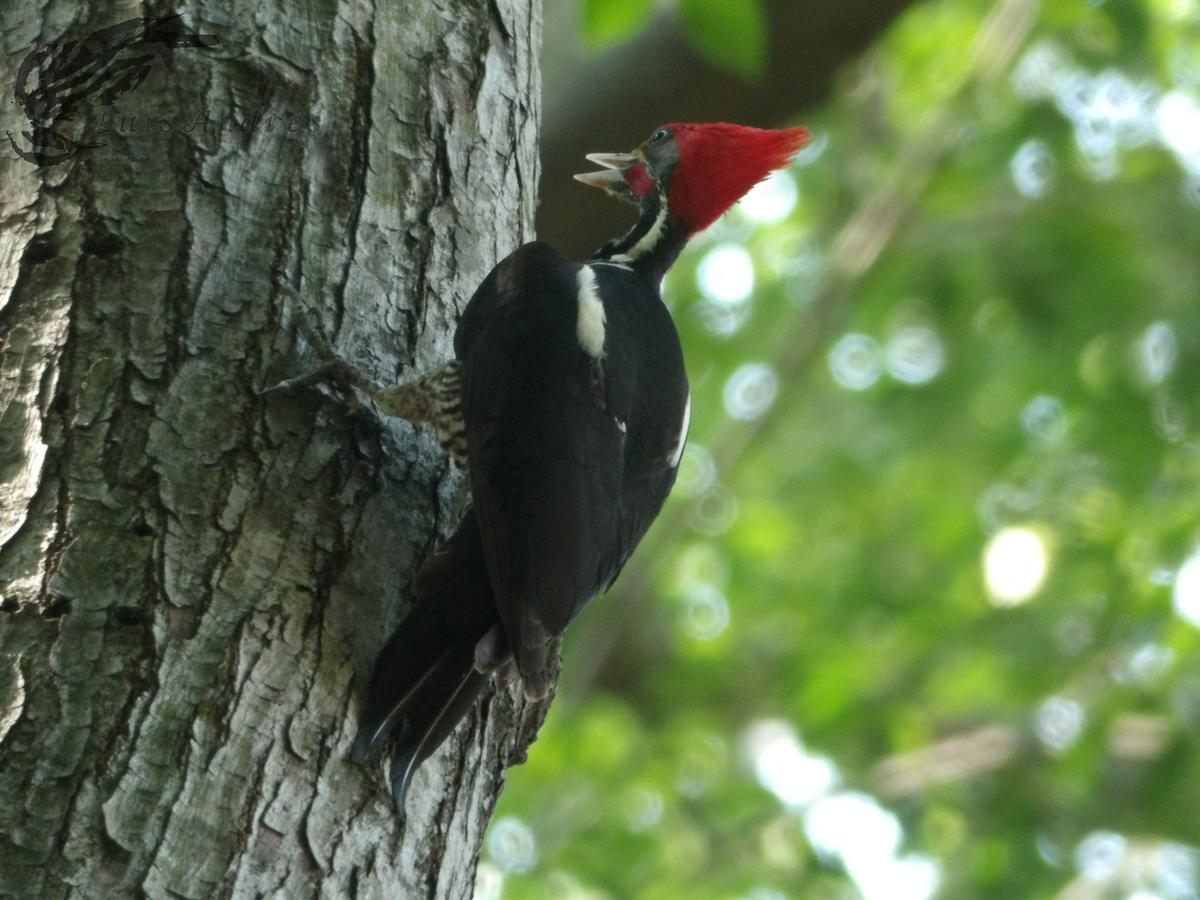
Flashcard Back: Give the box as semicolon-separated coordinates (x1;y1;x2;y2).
0;1;542;897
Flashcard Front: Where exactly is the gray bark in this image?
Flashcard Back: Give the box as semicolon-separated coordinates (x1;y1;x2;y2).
0;1;542;897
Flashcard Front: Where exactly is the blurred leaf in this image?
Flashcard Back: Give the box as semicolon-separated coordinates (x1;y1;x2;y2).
495;1;1200;898
582;0;656;49
676;0;768;83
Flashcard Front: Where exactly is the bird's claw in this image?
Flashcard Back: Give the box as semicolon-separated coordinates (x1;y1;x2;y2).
260;286;379;411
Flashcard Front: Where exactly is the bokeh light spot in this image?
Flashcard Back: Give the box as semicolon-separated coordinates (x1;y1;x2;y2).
724;362;778;420
1156;843;1200;898
805;793;901;864
690;485;739;535
1012;41;1073;100
740;889;787;900
1075;831;1126;881
1011;139;1055;197
1158;90;1200;175
1117;643;1175;686
1138;321;1177;384
675;731;727;797
743;720;839;809
829;333;883;390
804;793;941;900
1021;395;1068;442
984;527;1048;606
622;787;664;832
885;326;945;384
472;863;503;900
1036;696;1085;753
487;816;537;873
740;171;798;223
677;583;730;641
673;444;717;498
697;244;755;303
1172;549;1200;627
794;131;827;165
1054;68;1157;177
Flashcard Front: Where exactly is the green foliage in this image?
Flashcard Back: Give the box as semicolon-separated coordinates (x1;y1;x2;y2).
676;0;768;82
580;0;768;82
489;1;1200;898
581;0;655;49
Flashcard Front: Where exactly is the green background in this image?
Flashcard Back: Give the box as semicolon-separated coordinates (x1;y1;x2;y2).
489;1;1200;897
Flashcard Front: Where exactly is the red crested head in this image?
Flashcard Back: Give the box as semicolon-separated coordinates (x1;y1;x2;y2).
575;123;811;270
576;123;810;235
664;123;810;233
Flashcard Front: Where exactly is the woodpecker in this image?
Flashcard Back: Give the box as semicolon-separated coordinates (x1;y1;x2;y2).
300;123;810;811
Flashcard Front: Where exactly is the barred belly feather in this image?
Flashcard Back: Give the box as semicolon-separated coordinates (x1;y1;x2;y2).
374;361;468;466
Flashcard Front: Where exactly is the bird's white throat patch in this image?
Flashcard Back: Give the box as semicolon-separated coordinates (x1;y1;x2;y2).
576;265;606;359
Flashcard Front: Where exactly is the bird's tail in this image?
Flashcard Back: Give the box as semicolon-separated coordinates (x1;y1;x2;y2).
352;506;504;813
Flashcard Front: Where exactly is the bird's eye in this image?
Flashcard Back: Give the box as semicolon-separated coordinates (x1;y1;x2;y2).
649;128;669;145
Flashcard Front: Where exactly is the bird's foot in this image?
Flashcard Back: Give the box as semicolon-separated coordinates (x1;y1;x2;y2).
260;286;381;411
494;659;519;689
472;627;525;691
521;670;550;702
473;624;510;674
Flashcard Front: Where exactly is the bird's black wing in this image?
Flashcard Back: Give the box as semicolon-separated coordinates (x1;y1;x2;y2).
457;242;632;691
588;262;690;590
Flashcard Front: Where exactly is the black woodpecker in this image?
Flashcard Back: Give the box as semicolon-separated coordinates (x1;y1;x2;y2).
295;123;811;812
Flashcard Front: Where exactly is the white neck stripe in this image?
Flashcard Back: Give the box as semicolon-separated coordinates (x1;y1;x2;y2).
627;202;668;260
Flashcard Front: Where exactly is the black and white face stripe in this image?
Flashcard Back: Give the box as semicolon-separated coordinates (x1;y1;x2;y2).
592;190;672;267
626;203;669;259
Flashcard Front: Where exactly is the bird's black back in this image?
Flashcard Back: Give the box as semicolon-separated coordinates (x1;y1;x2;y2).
458;242;689;684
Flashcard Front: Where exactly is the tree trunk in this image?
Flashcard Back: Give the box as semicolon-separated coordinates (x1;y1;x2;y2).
0;1;542;897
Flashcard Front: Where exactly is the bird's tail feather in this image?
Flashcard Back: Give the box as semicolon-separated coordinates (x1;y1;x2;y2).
352;633;468;765
353;506;501;813
387;665;489;812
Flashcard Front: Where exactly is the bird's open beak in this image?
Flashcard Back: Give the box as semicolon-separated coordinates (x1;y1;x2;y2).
574;151;639;190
